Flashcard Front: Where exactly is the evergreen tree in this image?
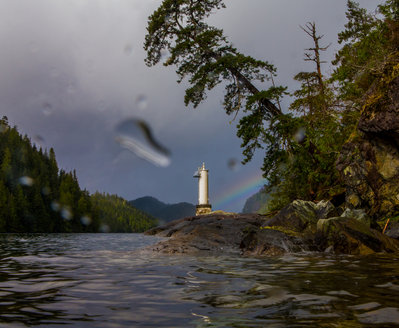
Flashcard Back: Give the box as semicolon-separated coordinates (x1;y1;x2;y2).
0;117;154;233
145;0;398;212
144;0;288;166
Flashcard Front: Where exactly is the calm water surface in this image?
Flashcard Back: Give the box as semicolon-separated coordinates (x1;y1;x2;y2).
0;233;399;327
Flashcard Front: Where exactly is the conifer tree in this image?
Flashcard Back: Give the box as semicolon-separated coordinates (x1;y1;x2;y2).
144;0;288;164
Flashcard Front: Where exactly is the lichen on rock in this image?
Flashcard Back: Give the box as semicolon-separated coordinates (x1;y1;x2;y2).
337;58;399;220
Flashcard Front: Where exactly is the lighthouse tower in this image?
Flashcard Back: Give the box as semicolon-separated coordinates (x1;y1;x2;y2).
193;163;212;215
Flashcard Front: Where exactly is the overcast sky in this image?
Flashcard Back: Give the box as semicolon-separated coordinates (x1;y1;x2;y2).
0;0;381;212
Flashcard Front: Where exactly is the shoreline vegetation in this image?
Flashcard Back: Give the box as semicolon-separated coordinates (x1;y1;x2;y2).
0;116;157;233
140;0;399;255
143;0;399;220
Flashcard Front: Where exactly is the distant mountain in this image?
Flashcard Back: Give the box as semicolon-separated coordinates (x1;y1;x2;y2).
242;187;271;213
129;196;195;223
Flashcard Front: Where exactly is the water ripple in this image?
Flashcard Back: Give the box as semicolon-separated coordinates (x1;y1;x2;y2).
0;234;398;327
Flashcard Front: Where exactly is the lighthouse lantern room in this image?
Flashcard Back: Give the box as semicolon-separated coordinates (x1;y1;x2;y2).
193;163;212;215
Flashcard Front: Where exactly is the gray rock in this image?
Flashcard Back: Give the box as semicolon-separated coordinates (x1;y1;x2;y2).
341;208;372;227
316;217;399;255
385;222;399;240
146;200;399;256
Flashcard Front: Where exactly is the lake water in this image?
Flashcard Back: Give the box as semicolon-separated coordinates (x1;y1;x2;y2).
0;234;399;327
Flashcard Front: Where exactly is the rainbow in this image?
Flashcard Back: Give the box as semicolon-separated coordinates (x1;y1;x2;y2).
213;173;266;211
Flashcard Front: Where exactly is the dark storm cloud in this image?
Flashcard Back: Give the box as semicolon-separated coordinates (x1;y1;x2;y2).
0;0;383;212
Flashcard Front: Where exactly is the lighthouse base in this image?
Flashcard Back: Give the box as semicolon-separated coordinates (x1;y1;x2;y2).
196;204;212;215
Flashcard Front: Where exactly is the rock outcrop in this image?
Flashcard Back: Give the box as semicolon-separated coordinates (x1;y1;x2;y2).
317;217;399;255
146;200;399;256
337;60;399;220
145;213;265;254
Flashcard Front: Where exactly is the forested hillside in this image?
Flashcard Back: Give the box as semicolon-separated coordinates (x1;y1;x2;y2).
0;117;156;232
130;196;195;223
92;193;158;232
241;188;271;214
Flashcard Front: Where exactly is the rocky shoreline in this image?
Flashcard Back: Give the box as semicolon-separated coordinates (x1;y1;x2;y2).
145;200;399;256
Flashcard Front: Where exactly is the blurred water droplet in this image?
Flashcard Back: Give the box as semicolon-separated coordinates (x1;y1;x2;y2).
33;135;46;147
237;79;245;89
208;72;218;80
87;59;94;74
0;123;8;133
50;67;59;78
81;215;92;226
160;49;169;61
294;127;306;143
164;13;172;24
124;44;133;55
51;201;60;212
114;118;171;167
29;42;38;53
67;84;76;94
41;186;50;196
98;100;106;112
61;207;72;220
42;102;53;116
99;224;110;233
136;94;148;111
18;176;34;187
227;158;239;171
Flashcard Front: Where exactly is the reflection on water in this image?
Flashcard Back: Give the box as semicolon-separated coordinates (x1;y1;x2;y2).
0;234;399;327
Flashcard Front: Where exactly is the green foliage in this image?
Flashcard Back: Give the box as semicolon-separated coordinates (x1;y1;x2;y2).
0;117;156;233
144;0;286;163
91;192;158;233
332;0;398;103
145;1;398;212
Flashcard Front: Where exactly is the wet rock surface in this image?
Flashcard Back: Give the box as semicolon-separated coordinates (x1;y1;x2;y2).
145;213;266;254
145;200;399;256
336;61;399;219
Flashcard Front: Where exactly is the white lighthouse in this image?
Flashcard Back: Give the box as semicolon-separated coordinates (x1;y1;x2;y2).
193;163;212;215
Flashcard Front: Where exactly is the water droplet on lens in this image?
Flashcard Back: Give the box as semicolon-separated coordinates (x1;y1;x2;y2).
160;49;169;61
114;118;171;167
227;158;239;171
33;135;46;148
294;127;306;143
0;123;8;133
34;135;45;143
237;79;245;88
81;215;92;226
67;84;76;94
61;207;72;220
136;94;148;111
124;44;133;55
41;186;50;196
164;13;172;24
99;224;110;233
29;42;38;53
51;201;60;212
87;59;94;74
42;102;53;116
50;67;59;78
18;176;34;186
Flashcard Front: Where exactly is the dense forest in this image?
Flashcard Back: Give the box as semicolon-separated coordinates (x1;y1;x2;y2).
92;193;158;232
130;196;195;223
145;0;399;214
0;116;157;232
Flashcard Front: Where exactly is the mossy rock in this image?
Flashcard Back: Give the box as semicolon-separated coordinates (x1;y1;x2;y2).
316;217;399;255
264;200;337;234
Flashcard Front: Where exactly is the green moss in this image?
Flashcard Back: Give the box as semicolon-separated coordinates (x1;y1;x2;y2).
260;225;300;237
